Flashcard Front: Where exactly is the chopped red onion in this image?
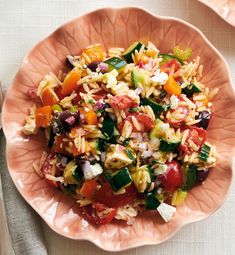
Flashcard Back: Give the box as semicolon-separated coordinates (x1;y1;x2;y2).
98;62;109;73
81;161;91;173
94;100;106;111
65;115;75;125
134;87;143;95
143;58;154;71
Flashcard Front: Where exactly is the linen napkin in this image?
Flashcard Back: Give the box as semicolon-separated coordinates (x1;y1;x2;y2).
0;130;48;255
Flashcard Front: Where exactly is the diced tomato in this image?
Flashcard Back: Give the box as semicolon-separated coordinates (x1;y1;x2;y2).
164;76;182;96
80;180;98;198
81;202;116;225
189;126;206;148
61;70;81;96
95;183;138;208
137;114;154;131
35;106;52;128
53;135;70;156
110;95;138;110
179;126;207;154
166;105;189;128
41;88;59;106
157;160;183;192
118;113;153;133
161;59;180;75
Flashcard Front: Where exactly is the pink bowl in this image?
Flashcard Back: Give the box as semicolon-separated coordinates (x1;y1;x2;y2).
2;7;235;251
199;0;235;27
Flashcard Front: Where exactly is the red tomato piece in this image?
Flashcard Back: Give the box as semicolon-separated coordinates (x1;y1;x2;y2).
157;160;183;192
110;95;138;110
118;113;154;132
161;59;180;76
189;126;207;148
95;183;138;208
80;180;98;198
81;202;116;225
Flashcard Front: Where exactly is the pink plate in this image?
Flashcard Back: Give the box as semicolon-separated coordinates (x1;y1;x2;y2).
2;7;235;251
199;0;235;27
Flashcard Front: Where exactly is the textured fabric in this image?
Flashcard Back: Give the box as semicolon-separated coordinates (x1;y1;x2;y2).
0;0;235;254
0;131;47;255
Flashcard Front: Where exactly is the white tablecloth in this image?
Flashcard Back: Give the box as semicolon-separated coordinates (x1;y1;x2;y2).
0;0;235;254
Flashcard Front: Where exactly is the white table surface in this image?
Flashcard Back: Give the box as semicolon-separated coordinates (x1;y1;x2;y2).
1;0;235;254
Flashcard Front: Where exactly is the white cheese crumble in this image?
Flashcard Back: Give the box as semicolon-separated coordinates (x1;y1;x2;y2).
151;70;168;85
157;203;176;222
170;95;179;110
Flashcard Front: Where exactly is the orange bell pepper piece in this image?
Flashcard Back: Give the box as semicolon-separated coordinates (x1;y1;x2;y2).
41;88;59;106
83;44;106;63
85;110;98;125
35;106;52;128
80;179;98;198
164;76;182;96
61;70;81;96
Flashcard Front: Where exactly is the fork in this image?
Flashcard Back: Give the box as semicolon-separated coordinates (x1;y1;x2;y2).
0;82;14;255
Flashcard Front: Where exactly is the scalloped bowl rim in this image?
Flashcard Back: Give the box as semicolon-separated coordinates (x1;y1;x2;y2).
2;6;235;251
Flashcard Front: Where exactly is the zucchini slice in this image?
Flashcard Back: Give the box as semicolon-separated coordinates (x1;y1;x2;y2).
146;192;160;210
199;144;211;162
123;42;143;63
182;83;202;97
140;97;163;116
181;164;197;191
104;57;127;72
159;139;180;152
108;167;133;192
131;68;149;88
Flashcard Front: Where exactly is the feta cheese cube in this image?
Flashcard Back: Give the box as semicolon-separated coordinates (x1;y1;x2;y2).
157;203;176;222
82;162;103;180
104;144;133;169
151;71;168;85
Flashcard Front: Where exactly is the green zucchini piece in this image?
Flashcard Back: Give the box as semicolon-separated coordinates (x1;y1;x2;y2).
159;53;182;65
182;164;197;191
159;139;180;152
101;117;117;143
104;57;127;72
140;98;163;116
131;68;149;88
182;83;202;97
199;144;211;162
64;161;81;184
109;167;133;192
146;192;160;210
72;166;84;182
172;46;192;61
122;42;143;63
125;148;136;161
171;188;187;205
63;184;77;194
149;118;166;138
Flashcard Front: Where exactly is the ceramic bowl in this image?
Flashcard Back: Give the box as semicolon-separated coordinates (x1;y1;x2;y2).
199;0;235;27
2;7;235;251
